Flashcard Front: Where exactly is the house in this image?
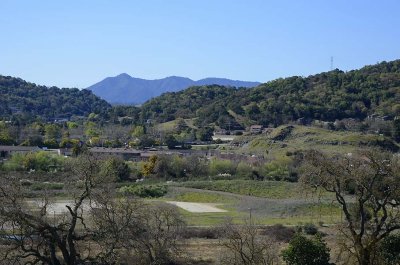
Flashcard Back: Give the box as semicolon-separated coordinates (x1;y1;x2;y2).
214;129;228;135
0;146;41;158
262;128;274;135
249;125;263;134
89;147;142;160
53;118;69;123
58;148;73;157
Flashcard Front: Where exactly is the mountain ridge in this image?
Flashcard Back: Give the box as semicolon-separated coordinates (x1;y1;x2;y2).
87;74;261;104
139;60;400;128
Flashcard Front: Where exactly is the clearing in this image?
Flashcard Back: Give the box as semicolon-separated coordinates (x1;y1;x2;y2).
166;201;227;213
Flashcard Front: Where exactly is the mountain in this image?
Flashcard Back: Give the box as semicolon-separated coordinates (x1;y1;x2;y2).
139;60;400;128
0;75;111;123
87;74;261;104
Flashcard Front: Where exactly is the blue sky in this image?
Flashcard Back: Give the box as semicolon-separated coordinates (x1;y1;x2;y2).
1;0;399;88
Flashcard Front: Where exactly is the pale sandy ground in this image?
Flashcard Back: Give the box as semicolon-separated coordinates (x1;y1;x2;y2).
27;200;91;215
27;200;227;214
212;135;235;141
166;201;227;213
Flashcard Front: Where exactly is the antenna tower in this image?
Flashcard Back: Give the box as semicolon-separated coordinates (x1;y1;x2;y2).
330;56;334;71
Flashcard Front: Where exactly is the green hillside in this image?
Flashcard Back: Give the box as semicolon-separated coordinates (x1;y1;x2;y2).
140;60;400;128
0;75;111;123
228;125;399;158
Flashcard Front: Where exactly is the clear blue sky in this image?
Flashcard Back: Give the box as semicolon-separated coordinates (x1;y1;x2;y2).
1;0;399;88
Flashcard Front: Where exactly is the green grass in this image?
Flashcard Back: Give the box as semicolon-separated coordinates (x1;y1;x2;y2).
155;118;198;132
172;180;300;199
228;125;398;158
167;181;341;226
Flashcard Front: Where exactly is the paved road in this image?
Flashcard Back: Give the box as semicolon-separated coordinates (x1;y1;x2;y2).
166;201;227;213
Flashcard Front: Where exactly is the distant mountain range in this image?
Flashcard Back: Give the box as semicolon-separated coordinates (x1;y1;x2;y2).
87;74;261;104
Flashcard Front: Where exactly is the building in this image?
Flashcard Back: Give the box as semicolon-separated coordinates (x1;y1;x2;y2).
249;125;263;134
89;147;142;160
0;146;41;158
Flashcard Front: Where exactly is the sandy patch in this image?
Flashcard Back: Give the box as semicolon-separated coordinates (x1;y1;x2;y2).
166;201;227;213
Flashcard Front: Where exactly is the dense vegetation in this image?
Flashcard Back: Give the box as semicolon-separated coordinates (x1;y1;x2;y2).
140;60;400;127
1;59;400;134
0;75;111;123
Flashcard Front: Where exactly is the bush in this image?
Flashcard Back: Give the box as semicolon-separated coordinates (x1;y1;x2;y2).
102;157;131;181
261;224;295;243
281;233;331;265
261;160;289;181
303;223;319;235
236;162;254;179
119;184;167;198
181;227;219;239
209;159;236;176
379;233;400;264
3;151;65;172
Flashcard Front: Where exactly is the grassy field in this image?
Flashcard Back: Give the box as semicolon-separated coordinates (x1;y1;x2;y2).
171;180;301;199
165;183;341;226
155;118;198;132
227;125;398;159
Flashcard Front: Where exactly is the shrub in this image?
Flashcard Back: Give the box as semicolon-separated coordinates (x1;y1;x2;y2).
261;224;295;243
379;233;400;264
209;159;236;176
281;233;331;265
181;227;219;239
261;160;289;181
119;184;167;198
303;223;319;235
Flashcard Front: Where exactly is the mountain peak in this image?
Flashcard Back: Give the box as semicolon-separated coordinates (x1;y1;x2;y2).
116;73;132;79
87;75;261;105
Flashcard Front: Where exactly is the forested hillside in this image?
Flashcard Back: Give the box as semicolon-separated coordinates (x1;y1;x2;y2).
0;75;111;123
140;60;400;128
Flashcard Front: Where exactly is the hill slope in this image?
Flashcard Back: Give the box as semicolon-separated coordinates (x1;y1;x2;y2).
87;74;260;104
140;60;400;128
0;75;111;123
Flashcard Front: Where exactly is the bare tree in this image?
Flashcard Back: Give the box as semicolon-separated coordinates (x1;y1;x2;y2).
301;149;400;265
0;154;118;265
218;218;280;265
90;191;185;265
124;203;185;264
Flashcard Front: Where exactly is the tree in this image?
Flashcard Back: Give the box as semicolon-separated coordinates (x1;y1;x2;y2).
123;204;185;264
219;219;279;265
281;233;331;265
44;124;61;142
141;155;157;177
196;127;214;142
0;154;117;264
301;149;400;265
137;135;155;149
165;134;179;149
131;125;145;138
392;119;400;142
103;157;131;181
90;191;185;265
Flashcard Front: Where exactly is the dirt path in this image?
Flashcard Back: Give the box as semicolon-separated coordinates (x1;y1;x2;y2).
166;201;227;213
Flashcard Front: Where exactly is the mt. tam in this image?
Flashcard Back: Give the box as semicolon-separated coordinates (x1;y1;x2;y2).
87;74;261;104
